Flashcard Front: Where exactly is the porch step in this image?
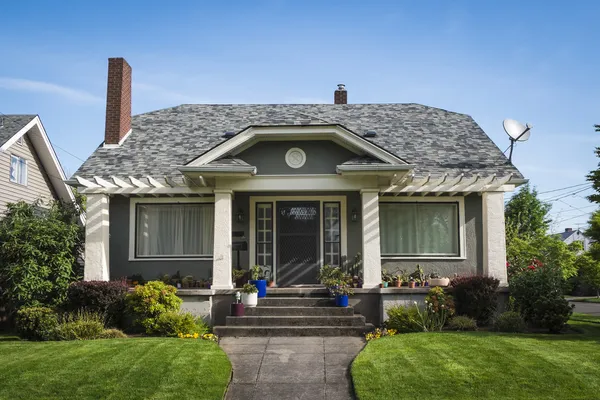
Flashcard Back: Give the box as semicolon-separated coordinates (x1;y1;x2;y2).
225;315;366;327
258;297;358;307
245;306;354;317
213;324;374;337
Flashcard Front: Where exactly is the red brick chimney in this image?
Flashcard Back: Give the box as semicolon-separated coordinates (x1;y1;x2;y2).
334;84;347;104
104;58;132;145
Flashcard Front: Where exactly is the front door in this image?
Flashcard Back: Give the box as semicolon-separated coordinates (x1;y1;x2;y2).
276;201;320;286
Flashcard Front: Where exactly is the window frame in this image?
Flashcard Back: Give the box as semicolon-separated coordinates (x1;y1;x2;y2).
128;197;215;261
9;154;28;186
379;196;466;260
323;201;341;267
255;202;274;272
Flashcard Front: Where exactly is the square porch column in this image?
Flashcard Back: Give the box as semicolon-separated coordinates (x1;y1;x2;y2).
84;193;110;281
212;189;234;289
361;189;382;288
482;192;508;286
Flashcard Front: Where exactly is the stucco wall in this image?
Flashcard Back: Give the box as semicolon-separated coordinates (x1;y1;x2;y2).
108;195;213;281
381;194;483;278
236;140;356;175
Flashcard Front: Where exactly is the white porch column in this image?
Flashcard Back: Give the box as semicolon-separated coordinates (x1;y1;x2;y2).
84;194;110;281
482;192;508;286
361;189;382;288
212;189;234;289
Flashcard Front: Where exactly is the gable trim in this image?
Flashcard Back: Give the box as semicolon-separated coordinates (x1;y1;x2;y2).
186;125;407;167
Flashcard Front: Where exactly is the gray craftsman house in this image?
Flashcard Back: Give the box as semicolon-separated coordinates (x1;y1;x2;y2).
0;115;74;215
69;58;525;327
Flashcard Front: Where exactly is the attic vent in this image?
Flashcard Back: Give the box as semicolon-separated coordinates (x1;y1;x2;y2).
363;130;377;138
223;131;235;138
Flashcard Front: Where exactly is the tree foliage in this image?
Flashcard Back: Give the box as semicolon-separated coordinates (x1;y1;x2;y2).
505;184;552;242
507;234;579;279
577;246;600;297
586;124;600;204
0;198;84;314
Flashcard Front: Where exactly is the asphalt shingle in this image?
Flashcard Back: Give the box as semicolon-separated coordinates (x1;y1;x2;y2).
0;114;36;147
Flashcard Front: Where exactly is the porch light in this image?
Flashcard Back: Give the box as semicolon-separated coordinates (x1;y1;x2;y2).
351;209;359;222
236;209;245;223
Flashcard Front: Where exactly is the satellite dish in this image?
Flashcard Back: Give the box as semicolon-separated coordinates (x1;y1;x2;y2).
503;119;533;162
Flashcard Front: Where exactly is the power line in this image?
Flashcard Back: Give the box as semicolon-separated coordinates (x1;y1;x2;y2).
554;211;594;224
537;182;591;195
543;186;593;202
52;144;87;163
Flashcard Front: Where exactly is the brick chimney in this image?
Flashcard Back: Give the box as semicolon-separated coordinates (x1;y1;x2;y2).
334;84;347;104
104;58;132;145
565;228;573;232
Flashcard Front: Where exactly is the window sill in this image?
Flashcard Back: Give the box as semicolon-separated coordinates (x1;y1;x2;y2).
128;257;214;262
381;256;466;261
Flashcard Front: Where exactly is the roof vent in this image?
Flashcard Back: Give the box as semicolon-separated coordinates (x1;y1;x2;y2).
223;131;235;138
363;130;377;138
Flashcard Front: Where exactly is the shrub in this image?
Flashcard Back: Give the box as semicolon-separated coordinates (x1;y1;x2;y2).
54;311;105;340
493;311;527;333
126;281;182;334
154;312;207;337
385;305;421;333
425;286;455;316
510;263;573;333
15;307;58;341
447;316;477;331
450;276;499;325
63;280;128;327
99;328;127;339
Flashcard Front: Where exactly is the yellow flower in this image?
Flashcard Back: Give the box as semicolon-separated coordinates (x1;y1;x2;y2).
193;333;199;339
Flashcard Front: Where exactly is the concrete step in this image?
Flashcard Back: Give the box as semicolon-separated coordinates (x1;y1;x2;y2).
213;324;375;337
225;315;366;327
245;306;355;317
258;297;348;307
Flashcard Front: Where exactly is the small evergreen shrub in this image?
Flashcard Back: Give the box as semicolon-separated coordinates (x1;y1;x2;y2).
15;307;58;341
447;316;477;331
385;305;421;333
450;276;499;325
54;311;105;340
63;280;128;327
154;312;204;337
493;311;527;333
99;328;128;339
126;281;182;334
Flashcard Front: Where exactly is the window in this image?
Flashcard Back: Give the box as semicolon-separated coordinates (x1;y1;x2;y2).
17;136;24;146
9;155;27;185
380;202;459;257
135;203;214;258
256;203;273;269
324;202;341;266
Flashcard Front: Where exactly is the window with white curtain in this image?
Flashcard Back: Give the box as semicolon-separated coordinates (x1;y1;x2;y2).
380;202;459;257
135;203;214;257
10;155;27;185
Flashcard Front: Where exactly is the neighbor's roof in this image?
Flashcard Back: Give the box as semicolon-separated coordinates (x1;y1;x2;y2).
74;104;524;179
0;114;36;147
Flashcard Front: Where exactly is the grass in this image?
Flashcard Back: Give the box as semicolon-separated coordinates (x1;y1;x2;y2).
570;297;600;303
0;337;231;400
352;314;600;400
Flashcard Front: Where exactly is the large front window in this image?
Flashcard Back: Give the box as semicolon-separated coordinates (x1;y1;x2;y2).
380;202;459;257
135;203;214;258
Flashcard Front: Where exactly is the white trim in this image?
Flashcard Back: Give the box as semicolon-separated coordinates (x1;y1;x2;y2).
217;175;377;192
188;125;406;167
9;154;28;186
103;129;132;148
379;196;467;260
285;147;307;169
128;196;215;261
249;195;348;284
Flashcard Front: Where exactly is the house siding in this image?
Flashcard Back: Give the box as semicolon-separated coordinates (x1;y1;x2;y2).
236;140;356;175
0;133;57;215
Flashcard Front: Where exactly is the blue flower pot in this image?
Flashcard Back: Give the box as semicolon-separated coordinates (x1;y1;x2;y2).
250;279;267;298
335;294;349;307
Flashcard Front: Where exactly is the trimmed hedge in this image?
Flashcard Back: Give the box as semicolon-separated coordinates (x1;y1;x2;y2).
450;276;499;325
15;307;58;341
63;281;128;327
494;311;527;333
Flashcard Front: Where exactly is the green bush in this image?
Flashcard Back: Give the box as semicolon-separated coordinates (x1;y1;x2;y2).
98;328;127;339
15;307;58;341
54;311;105;340
493;311;527;333
154;312;207;337
510;263;573;333
126;281;182;334
450;276;499;325
385;305;421;333
447;316;477;331
63;281;128;327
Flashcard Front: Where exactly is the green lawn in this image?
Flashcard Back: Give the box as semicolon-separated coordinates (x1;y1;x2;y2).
352;314;600;400
0;337;231;400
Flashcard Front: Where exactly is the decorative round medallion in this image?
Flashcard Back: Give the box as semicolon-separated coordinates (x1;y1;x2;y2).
285;147;306;169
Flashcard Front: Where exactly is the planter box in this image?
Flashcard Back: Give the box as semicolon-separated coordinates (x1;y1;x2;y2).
249;279;267;298
242;292;258;307
429;278;450;287
335;294;349;307
230;303;245;316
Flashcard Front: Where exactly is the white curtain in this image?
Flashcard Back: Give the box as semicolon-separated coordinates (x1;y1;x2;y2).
136;204;214;257
380;203;458;256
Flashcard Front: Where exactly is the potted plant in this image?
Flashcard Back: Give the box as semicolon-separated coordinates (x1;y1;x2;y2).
268;279;276;287
130;273;144;286
428;272;450;287
182;275;194;289
395;275;403;287
232;269;246;288
231;292;245;316
332;281;354;307
408;277;416;289
249;265;267;298
241;283;259;307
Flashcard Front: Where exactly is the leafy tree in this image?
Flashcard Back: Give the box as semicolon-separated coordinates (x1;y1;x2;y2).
505;184;552;242
585;209;600;244
586;124;600;204
576;248;600;298
507;234;578;279
0;198;84;315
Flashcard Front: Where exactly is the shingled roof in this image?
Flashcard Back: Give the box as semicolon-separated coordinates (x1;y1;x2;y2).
0;114;36;147
73;103;523;180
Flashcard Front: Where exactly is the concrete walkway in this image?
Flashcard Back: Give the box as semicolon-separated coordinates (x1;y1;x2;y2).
220;336;365;400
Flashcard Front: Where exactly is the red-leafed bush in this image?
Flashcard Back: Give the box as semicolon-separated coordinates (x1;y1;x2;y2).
63;281;128;327
450;275;500;325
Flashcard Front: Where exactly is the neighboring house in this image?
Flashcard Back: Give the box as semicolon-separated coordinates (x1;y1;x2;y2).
0;114;74;215
560;228;592;251
68;58;526;325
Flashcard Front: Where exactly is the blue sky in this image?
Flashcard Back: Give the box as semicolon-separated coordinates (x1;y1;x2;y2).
0;0;598;232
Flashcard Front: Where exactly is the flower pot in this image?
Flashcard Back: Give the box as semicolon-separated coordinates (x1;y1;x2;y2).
335;294;349;307
408;281;416;289
395;280;402;288
241;292;258;307
250;279;267;298
379;283;384;288
230;303;245;316
268;280;275;287
428;278;450;287
383;282;389;288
